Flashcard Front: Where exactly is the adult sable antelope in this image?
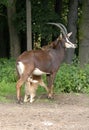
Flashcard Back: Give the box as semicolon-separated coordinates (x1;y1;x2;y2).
16;23;76;103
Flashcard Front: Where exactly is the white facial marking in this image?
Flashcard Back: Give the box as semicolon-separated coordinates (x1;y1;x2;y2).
17;61;25;76
65;38;76;48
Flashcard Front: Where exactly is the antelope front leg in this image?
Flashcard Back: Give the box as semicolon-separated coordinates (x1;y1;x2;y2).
46;74;55;99
48;85;54;99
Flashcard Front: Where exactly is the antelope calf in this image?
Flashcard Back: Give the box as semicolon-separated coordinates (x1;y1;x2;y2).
24;75;48;103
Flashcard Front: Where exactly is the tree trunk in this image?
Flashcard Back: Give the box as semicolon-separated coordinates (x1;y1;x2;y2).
7;0;20;58
79;0;89;66
65;0;78;64
26;0;32;51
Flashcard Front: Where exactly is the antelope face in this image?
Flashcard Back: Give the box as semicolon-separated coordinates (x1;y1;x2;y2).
65;32;77;48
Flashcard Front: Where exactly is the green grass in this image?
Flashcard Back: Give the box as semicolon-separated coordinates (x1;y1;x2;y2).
0;58;17;102
0;81;16;102
0;80;25;103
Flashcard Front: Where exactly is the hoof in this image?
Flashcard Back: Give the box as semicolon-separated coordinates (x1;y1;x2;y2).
24;98;30;103
17;100;23;104
30;98;35;103
48;94;54;99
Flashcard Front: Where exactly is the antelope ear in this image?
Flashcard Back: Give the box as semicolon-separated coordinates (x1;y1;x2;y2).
67;32;72;38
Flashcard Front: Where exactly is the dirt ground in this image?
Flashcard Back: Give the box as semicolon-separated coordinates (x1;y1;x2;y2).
0;93;89;130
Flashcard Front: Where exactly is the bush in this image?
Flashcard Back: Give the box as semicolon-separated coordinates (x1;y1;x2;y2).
0;58;17;101
0;58;17;83
54;63;89;93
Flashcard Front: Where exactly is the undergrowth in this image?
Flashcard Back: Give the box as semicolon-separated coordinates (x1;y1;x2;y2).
0;58;89;102
54;63;89;93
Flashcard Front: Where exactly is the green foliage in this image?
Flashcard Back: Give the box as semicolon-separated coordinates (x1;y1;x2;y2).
0;0;8;6
13;8;26;32
54;63;89;93
0;58;17;102
31;0;60;40
0;58;16;83
0;59;89;103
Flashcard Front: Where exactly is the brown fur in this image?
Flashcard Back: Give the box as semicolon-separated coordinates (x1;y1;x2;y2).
24;75;48;103
16;38;65;103
16;26;75;104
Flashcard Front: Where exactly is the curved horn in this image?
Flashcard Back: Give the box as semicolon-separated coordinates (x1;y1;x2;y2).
58;23;68;35
47;22;67;37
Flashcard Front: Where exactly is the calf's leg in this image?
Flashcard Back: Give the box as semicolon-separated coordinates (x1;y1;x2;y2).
24;80;37;103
